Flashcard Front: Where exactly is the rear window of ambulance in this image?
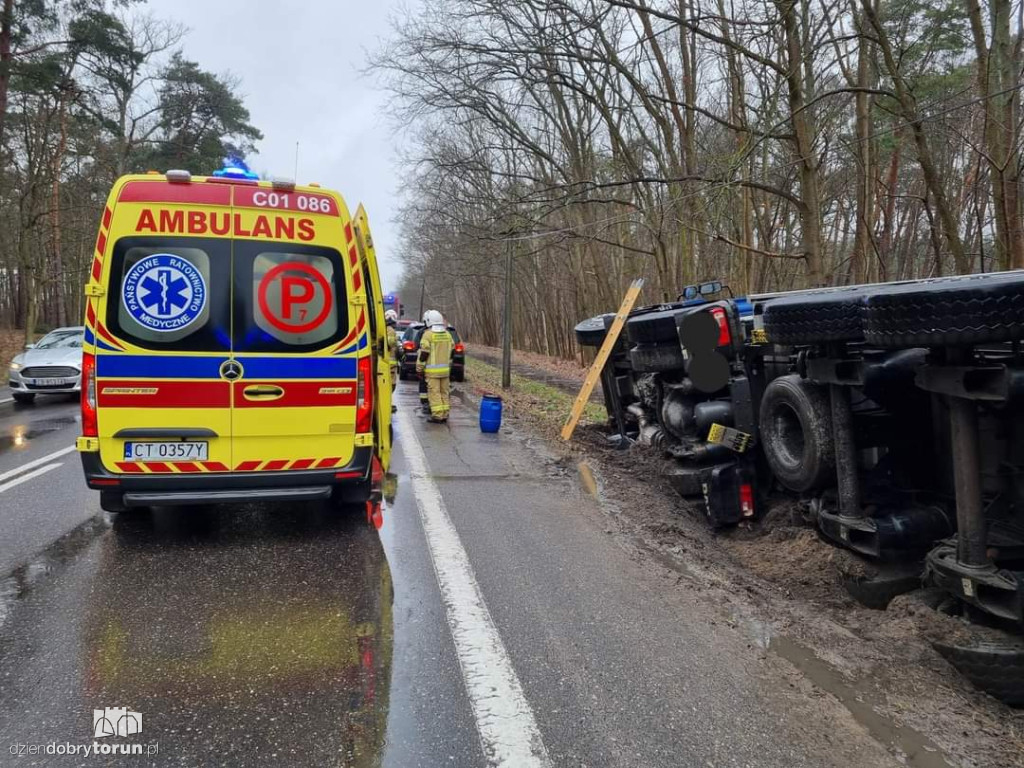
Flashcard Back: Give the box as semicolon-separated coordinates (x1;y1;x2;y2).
233;240;350;353
106;236;231;351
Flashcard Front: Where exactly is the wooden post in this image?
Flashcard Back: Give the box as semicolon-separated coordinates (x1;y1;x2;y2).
561;278;645;442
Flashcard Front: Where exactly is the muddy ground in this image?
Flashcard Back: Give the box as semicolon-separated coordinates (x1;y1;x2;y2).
464;349;1024;768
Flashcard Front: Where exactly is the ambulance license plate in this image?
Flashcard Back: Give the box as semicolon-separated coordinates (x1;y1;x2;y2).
124;441;209;461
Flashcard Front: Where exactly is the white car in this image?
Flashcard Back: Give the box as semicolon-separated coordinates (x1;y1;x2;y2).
8;326;85;404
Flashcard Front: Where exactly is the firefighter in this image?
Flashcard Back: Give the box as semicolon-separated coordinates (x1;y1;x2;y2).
384;309;400;390
417;310;454;423
418;311;430;413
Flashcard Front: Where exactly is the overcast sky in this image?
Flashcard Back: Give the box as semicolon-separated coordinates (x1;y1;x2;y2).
145;0;408;290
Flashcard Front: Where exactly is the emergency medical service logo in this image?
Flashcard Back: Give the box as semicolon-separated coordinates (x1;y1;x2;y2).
122;254;207;332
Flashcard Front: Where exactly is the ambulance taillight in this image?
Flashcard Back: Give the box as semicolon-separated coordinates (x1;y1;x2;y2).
356;356;373;433
81;352;98;437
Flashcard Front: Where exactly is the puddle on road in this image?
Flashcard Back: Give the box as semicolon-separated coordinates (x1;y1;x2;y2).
0;416;77;455
577;461;599;499
766;634;952;768
0;514;108;628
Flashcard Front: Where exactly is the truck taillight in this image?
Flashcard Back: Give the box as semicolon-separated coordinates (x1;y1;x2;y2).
356;356;373;433
710;307;731;347
403;341;416;350
739;483;754;517
454;343;465;353
81;352;97;437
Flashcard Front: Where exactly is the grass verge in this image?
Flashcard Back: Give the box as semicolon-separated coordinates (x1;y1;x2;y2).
464;356;606;438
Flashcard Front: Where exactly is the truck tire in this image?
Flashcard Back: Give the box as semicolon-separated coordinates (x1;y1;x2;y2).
759;374;835;492
762;288;867;344
933;639;1024;706
629;343;686;373
575;313;616;348
864;271;1024;347
626;307;687;345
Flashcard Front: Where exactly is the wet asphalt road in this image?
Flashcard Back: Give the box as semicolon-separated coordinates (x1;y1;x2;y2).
0;388;909;767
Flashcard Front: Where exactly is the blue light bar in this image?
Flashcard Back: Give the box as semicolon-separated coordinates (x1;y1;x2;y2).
212;155;259;180
212;166;259;180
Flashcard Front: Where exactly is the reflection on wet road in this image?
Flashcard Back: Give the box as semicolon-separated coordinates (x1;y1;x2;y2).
0;415;77;455
1;504;392;767
0;388;951;768
0;399;79;462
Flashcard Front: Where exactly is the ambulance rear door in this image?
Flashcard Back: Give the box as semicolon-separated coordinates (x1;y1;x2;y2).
229;187;361;473
93;179;234;475
353;204;392;470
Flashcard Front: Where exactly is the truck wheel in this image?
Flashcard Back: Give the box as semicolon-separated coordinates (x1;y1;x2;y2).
759;375;835;492
629;343;685;373
575;313;616;348
864;272;1024;347
933;639;1024;706
762;287;867;344
626;307;687;345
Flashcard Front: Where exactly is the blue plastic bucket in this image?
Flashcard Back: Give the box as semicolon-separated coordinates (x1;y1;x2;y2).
480;394;503;433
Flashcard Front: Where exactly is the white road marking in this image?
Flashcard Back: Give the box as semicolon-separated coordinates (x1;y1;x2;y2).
396;407;552;768
0;444;76;485
0;397;13;405
0;462;62;494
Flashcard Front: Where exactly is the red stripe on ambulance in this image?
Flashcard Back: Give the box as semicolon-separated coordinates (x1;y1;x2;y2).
97;380;230;408
118;180;230;205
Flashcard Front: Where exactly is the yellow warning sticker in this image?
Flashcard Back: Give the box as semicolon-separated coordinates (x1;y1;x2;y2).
707;422;753;453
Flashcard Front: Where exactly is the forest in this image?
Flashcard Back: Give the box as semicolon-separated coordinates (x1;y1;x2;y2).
0;0;260;343
380;0;1024;358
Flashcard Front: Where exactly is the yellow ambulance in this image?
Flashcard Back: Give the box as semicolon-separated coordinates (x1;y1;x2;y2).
75;164;392;516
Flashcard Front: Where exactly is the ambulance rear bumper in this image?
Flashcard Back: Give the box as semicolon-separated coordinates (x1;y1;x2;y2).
81;447;372;506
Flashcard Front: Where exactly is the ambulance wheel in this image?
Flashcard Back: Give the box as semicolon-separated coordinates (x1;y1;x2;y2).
100;491;128;514
332;481;371;507
12;392;35;405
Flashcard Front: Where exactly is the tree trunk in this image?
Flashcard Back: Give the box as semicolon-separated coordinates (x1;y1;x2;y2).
852;8;875;283
0;0;12;152
777;0;824;286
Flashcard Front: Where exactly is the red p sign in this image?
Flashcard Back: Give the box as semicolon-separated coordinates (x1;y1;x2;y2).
257;262;333;334
281;275;315;320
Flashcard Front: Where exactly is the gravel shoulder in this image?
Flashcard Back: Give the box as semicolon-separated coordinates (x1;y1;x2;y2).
461;346;1024;768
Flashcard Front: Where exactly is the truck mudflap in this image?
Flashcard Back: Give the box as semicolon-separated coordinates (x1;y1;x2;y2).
663;458;756;528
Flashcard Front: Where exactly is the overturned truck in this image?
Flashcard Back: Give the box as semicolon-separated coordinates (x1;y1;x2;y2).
577;272;1024;704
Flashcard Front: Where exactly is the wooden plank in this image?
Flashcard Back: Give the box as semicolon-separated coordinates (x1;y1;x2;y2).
561;278;645;442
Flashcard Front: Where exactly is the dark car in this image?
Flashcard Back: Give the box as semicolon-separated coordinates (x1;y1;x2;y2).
398;324;465;382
